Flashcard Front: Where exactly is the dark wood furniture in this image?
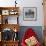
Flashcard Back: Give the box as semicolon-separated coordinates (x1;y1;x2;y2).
0;7;19;46
2;40;19;46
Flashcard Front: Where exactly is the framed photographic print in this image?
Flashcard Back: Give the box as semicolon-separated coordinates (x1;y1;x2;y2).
2;10;9;15
23;7;37;21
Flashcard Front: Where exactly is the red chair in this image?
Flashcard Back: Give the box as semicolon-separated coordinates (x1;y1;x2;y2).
21;28;41;46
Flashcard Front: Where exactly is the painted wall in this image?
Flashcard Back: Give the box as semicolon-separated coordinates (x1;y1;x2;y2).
0;0;44;26
18;0;44;26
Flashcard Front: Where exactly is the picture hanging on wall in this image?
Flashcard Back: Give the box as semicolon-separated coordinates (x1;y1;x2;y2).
23;7;37;21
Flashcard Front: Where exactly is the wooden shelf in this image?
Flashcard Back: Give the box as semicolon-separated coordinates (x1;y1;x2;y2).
2;40;19;42
0;40;19;46
0;7;19;10
0;24;19;32
0;7;19;46
0;7;19;16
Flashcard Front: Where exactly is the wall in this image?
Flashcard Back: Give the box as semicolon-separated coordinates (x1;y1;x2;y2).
18;0;44;26
0;0;44;26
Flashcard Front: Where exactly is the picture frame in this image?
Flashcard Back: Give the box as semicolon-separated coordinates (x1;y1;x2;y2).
23;7;37;21
2;10;9;15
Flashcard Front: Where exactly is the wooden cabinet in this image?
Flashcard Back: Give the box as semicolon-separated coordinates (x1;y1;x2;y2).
0;7;19;46
2;41;19;46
